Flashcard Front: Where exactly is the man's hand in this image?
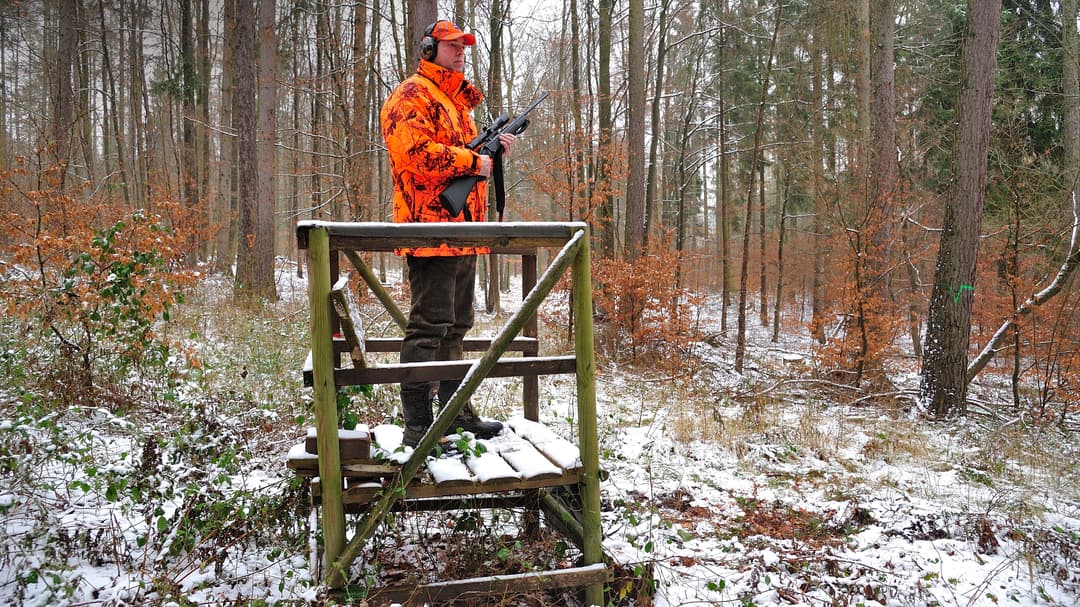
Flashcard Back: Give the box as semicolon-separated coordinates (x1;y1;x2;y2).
497;133;517;159
476;134;517;178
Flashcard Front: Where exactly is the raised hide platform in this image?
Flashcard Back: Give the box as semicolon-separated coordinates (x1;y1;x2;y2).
287;417;582;510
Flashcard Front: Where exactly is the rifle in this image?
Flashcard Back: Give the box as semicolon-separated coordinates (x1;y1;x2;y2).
440;91;548;220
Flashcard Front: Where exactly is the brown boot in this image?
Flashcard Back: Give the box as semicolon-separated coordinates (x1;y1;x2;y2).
437;381;503;440
400;387;434;448
443;401;503;439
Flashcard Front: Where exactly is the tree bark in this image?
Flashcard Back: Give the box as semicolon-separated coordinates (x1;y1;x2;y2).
213;0;238;275
809;23;827;344
624;0;646;259
234;0;259;295
1065;0;1079;196
180;0;199;263
253;0;278;297
735;1;782;373
486;0;506;314
98;0;131;206
863;0;897;375
717;0;730;333
51;0;77;184
197;0;211;257
406;0;437;69
919;0;1002;418
644;0;670;252
758;162;768;326
772;166;790;343
597;0;615;257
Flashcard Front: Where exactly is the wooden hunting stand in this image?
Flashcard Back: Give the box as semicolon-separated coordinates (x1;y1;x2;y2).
290;221;606;605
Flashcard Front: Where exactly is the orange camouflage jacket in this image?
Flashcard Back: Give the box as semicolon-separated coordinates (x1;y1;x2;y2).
380;59;489;256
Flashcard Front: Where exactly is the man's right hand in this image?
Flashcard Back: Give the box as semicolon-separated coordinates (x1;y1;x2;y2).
477;154;493;178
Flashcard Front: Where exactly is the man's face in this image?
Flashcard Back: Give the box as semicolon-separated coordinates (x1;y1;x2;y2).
433;39;467;73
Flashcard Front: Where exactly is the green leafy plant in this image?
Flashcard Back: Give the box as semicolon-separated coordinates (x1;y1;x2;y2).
336;384;374;430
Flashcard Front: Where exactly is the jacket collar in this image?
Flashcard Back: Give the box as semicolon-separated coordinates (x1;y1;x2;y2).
416;60;483;110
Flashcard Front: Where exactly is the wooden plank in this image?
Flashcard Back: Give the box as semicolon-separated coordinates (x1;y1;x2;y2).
345;493;537;514
498;440;564;480
362;563;608;606
288;456;397;479
360;336;538;354
296;220;588;252
426;457;474;487
341;355;575;386
507;417;582;470
329;470;582;506
306;426;371;460
329;276;368;368
465;450;522;484
303;354;574;387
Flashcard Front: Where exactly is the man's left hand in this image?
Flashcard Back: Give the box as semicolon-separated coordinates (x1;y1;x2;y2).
498;133;517;159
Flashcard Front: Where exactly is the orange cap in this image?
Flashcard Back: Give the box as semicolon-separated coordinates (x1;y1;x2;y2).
428;20;476;45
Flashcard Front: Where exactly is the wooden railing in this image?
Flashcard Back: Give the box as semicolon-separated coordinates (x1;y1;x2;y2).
296;221;604;605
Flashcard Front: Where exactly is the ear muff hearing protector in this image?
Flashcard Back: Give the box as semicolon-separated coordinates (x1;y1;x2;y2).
419;21;439;61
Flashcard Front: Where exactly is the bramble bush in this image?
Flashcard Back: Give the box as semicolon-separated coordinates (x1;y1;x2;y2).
0;160;316;605
0;160;197;406
590;242;705;371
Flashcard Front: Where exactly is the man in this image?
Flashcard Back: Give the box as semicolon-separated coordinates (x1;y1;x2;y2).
380;20;514;448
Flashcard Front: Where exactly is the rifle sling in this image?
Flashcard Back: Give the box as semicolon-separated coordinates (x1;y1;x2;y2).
493;150;506;220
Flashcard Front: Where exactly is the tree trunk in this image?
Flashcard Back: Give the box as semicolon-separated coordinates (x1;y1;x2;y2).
52;0;77;184
569;0;586;222
485;0;506;314
406;0;437;69
252;0;278;298
758;162;768;326
1065;0;1079;197
809;23;827;344
772;166;790;343
234;0;259;295
624;0;646;259
644;0;670;251
214;0;238;276
180;0;199;264
856;0;871;176
735;2;782;373
597;0;615;257
197;0;211;258
717;0;729;333
863;0;897;376
349;1;370;222
98;0;131;206
128;0;150;206
919;0;1002;418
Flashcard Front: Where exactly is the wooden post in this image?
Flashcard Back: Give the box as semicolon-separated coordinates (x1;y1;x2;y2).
306;227;346;588
572;228;604;606
522;252;539;420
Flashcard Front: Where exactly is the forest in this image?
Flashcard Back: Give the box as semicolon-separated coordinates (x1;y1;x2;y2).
2;0;1080;605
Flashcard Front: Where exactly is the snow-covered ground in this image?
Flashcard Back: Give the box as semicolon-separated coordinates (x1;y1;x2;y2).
2;258;1078;606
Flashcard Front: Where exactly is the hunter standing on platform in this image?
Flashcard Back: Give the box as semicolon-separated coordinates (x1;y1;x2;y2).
380;20;515;448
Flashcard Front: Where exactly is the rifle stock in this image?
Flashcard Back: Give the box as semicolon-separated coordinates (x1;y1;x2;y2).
439;175;484;217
